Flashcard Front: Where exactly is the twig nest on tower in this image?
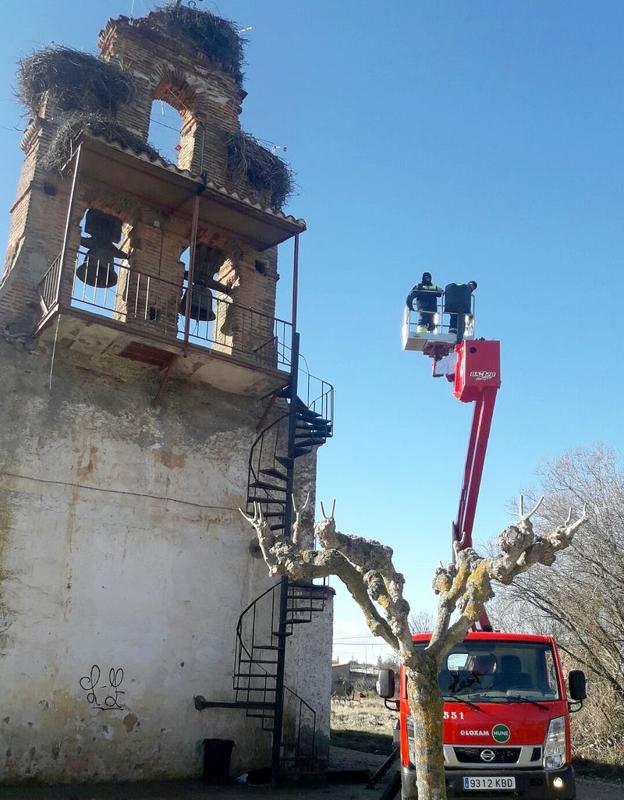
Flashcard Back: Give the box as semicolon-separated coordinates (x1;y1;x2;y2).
149;4;246;87
225;131;294;210
42;112;166;172
17;46;135;116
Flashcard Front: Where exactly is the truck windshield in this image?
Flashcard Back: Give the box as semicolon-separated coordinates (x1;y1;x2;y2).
436;641;560;702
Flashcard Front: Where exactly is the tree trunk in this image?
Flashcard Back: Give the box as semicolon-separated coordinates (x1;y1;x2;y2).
406;659;446;800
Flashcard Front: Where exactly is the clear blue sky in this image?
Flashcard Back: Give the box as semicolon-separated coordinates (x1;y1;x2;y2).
1;0;623;662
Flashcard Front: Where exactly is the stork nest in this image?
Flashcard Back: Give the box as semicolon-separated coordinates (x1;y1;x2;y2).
151;4;246;87
226;132;294;210
17;46;135;116
43;112;166;172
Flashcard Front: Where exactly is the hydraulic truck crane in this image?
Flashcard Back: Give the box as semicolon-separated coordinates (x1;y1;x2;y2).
376;297;587;799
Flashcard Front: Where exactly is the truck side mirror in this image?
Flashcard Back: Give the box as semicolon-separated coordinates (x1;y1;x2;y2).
376;669;395;699
568;670;587;701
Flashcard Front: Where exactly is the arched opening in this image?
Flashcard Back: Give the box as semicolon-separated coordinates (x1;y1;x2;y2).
177;244;233;348
147;80;198;171
71;208;129;319
147;99;184;165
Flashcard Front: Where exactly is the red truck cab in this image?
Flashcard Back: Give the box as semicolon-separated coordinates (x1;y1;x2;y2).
381;631;586;799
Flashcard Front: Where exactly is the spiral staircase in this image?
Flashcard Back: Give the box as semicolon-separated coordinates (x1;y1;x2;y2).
195;353;334;777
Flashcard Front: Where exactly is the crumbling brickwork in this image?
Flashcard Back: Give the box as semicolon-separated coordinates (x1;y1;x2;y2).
99;14;243;180
2;9;292;335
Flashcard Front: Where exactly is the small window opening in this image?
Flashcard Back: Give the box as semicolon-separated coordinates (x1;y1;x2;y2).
147;99;184;164
255;260;267;275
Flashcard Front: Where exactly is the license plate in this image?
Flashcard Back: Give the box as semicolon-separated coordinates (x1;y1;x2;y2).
463;776;516;791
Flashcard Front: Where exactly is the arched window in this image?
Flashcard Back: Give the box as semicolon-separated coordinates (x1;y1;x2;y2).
147;79;198;172
71;208;128;319
147;99;185;165
177;244;231;348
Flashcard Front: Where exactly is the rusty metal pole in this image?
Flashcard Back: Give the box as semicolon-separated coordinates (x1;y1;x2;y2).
271;234;301;787
291;233;299;333
183;191;201;351
55;143;83;309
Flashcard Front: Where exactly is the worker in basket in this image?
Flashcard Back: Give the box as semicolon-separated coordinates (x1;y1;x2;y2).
444;280;477;341
406;272;443;333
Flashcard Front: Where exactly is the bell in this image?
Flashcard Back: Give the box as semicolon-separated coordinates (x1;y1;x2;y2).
178;285;215;322
76;255;118;289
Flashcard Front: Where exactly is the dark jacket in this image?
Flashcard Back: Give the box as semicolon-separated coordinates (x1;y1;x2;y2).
444;283;473;314
406;283;443;312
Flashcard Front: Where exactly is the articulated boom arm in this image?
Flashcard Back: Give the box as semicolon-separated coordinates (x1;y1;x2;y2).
451;340;501;630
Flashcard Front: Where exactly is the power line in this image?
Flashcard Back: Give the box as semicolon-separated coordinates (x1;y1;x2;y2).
150;117;182;134
0;470;238;513
333;642;390;647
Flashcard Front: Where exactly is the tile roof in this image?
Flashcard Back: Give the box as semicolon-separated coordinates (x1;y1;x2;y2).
85;132;306;229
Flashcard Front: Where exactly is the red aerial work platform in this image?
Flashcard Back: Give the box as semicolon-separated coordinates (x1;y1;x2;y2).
403;297;501;629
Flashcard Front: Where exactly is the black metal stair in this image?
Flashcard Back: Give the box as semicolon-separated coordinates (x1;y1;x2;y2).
246;384;332;525
195;364;334;776
230;580;331;740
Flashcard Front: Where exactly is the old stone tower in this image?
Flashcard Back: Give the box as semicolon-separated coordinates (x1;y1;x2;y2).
0;6;333;784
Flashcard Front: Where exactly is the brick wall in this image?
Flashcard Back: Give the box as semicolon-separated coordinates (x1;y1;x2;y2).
2;10;283;344
99;16;242;185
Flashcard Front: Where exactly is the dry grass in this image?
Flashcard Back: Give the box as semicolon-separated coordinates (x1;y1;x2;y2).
330;694;396;755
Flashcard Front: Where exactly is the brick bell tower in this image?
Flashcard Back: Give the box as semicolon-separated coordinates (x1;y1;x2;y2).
0;6;333;785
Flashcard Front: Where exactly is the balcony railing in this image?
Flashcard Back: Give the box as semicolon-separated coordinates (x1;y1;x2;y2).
37;250;292;373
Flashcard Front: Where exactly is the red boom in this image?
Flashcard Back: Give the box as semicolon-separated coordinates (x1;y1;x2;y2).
452;339;501;630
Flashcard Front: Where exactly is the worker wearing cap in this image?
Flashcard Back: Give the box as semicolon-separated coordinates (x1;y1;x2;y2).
406;272;443;333
444;280;477;341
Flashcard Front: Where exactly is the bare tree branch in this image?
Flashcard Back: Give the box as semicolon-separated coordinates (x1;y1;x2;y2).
428;498;588;657
315;508;413;655
240;502;403;653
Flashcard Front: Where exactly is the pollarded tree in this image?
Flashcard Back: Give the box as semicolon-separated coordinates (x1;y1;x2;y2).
241;496;587;800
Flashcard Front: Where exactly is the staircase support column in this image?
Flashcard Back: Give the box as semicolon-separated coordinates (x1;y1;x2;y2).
271;329;300;786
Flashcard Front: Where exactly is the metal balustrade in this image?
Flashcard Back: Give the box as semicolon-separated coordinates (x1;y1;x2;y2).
37;250;292;372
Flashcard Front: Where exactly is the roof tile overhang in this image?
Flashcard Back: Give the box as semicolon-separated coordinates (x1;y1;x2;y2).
65;134;306;251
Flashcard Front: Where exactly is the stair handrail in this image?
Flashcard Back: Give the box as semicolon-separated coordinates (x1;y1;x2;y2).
246;409;289;511
283;683;317;763
233;580;319;764
297;355;334;429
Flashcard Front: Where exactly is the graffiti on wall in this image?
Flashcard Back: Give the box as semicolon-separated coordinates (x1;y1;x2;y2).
79;665;125;710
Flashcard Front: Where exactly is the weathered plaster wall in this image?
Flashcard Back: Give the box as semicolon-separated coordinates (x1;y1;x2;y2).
0;337;331;782
285;596;334;766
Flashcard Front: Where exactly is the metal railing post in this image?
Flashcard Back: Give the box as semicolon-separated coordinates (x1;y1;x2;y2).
55;144;82;309
183;192;201;350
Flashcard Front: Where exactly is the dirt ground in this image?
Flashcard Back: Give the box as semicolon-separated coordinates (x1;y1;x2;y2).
2;749;622;799
330;694;397;755
2;750;623;799
0;748;381;800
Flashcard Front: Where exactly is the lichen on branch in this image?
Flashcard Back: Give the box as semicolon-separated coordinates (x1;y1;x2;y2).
428;496;588;657
241;494;587;665
240;500;414;658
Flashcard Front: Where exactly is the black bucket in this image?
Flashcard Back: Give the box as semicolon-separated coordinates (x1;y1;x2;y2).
202;738;235;785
